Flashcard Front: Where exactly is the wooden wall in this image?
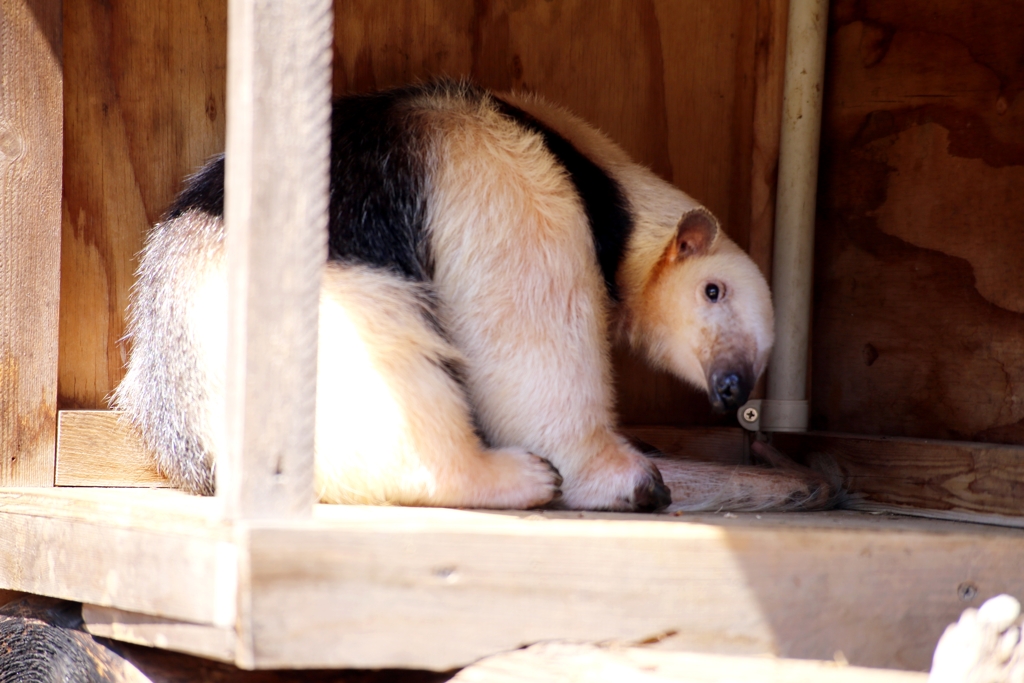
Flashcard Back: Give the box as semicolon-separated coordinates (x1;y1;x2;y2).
1;0;63;486
59;0;786;427
60;0;227;410
812;0;1024;445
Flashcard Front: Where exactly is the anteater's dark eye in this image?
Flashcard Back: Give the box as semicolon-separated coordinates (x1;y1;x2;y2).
705;283;721;302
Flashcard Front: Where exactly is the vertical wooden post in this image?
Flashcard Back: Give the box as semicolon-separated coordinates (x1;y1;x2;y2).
0;0;63;486
220;0;333;519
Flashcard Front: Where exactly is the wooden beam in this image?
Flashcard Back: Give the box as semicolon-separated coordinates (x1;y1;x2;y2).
624;426;748;465
772;431;1024;518
451;643;928;683
221;0;333;519
83;605;235;663
52;413;750;489
242;505;1024;672
0;487;1021;671
56;411;167;487
0;0;62;486
0;488;234;627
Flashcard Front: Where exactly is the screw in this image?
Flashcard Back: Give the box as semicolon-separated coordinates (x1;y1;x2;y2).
957;582;978;602
742;407;759;423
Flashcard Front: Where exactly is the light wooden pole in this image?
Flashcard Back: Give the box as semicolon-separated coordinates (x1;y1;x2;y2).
220;0;333;519
0;0;63;487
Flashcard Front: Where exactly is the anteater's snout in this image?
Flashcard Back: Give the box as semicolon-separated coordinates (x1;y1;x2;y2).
709;369;751;414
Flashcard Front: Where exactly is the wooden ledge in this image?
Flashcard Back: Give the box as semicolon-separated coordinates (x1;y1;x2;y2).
0;487;1022;671
451;643;929;683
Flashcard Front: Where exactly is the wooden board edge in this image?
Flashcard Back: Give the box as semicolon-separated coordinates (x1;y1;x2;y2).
240;515;1024;671
771;431;1024;518
450;643;929;683
0;495;236;627
0;0;62;487
56;411;169;487
83;604;236;664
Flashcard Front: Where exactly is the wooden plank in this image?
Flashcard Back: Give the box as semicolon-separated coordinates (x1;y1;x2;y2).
242;506;1024;672
220;0;332;520
56;411;168;487
0;487;1019;671
0;488;235;627
0;0;62;485
624;426;748;465
773;431;1024;518
60;0;228;411
83;605;235;663
451;643;929;683
812;1;1024;445
52;412;745;488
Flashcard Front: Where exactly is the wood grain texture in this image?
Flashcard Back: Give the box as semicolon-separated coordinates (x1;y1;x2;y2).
0;486;1021;672
812;0;1024;444
60;1;782;429
333;0;782;427
60;0;227;410
747;0;790;283
0;0;62;486
56;410;168;487
451;643;928;683
49;412;746;489
83;604;235;663
0;488;235;627
244;506;1024;672
624;426;748;465
773;431;1024;517
220;0;332;519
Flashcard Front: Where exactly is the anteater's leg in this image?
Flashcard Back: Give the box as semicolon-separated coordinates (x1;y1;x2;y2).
314;264;561;508
424;103;669;511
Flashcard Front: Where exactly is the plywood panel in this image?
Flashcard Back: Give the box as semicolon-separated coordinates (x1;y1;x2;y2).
0;0;63;485
812;0;1024;443
773;431;1024;518
333;0;776;426
60;1;783;428
60;0;227;410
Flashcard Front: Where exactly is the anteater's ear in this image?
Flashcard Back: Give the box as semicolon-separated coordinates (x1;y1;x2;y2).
666;208;720;261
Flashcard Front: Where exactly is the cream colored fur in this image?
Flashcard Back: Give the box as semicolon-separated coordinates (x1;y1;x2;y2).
413;91;666;510
495;93;824;513
314;265;560;507
123;85;829;513
185;253;560;507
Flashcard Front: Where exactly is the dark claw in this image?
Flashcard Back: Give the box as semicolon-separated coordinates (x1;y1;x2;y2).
632;462;672;512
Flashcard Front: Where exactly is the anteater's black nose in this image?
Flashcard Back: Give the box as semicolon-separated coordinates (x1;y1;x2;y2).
710;371;750;413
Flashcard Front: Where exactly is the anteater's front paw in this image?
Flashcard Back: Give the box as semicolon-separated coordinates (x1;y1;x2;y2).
558;439;671;512
474;447;562;510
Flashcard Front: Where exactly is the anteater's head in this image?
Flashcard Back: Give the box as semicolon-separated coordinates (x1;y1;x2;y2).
630;208;775;414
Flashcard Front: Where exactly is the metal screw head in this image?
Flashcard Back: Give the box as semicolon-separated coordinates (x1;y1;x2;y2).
742;407;759;423
957;582;978;602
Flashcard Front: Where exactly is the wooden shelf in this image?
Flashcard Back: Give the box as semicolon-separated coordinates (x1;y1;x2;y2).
1;485;1021;672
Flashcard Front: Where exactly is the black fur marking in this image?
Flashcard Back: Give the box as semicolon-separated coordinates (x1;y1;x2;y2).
164;154;225;220
163;81;631;296
493;100;634;300
162;83;475;282
326;86;435;280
